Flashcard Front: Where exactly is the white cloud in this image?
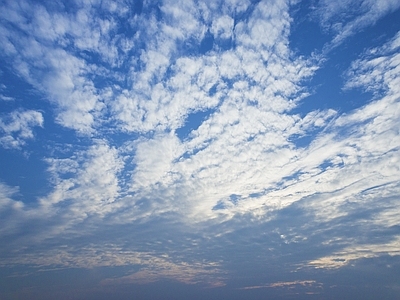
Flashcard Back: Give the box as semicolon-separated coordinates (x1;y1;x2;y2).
131;133;183;189
0;182;23;211
211;15;234;40
37;140;124;238
0;110;43;149
0;95;14;101
235;0;291;51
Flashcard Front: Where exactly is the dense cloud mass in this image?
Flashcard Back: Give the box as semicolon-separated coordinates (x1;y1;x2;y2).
0;0;399;299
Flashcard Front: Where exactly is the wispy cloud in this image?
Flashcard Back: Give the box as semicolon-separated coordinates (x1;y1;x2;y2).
1;241;223;285
314;0;400;49
344;31;400;94
306;236;400;269
240;280;321;289
0;181;23;211
0;95;14;101
101;257;225;287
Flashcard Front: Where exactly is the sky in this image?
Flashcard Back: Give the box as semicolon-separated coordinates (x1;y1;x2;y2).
0;0;400;299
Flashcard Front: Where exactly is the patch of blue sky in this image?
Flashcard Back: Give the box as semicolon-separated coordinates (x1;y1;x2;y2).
0;150;50;204
289;1;332;56
0;71;65;205
171;31;214;59
199;30;215;54
175;108;216;141
229;194;241;205
319;158;344;170
127;0;144;16
249;192;264;198
105;130;143;148
278;170;304;186
77;50;114;71
208;83;219;97
287;133;314;148
211;201;226;211
211;195;242;211
199;32;233;53
0;66;45;112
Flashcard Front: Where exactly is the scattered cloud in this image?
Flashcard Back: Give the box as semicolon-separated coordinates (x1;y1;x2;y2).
0;110;43;149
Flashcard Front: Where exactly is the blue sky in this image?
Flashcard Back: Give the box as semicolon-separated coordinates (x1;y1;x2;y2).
0;0;400;299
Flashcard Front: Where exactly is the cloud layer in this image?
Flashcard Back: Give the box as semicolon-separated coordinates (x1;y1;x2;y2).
0;0;399;291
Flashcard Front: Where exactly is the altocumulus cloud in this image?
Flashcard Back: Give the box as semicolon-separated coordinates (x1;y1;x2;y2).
0;0;400;299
